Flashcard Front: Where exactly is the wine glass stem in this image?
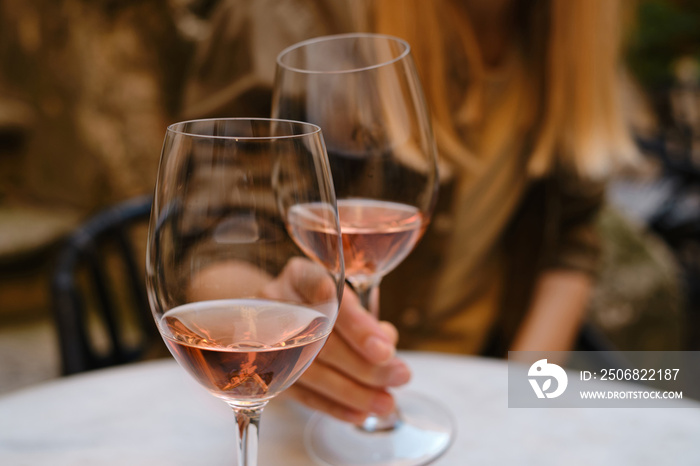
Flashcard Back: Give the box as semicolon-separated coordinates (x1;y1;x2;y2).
230;403;267;466
350;278;403;432
351;279;380;318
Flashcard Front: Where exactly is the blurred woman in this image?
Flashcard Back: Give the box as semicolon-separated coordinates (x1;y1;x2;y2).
181;0;638;422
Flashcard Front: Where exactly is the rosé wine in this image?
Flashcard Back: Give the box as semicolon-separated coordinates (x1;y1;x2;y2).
288;199;424;282
159;299;330;404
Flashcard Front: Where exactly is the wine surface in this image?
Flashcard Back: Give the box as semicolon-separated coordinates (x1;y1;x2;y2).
288;199;424;282
160;299;330;404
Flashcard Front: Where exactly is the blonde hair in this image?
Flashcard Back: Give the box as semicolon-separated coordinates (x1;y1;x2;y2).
369;0;638;179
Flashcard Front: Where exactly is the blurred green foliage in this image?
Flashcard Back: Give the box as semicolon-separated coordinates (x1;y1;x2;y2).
627;0;700;89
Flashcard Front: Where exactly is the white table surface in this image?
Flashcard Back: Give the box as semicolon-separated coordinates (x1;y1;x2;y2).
0;351;699;465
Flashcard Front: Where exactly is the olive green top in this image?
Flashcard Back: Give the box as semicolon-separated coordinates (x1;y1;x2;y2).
181;0;604;355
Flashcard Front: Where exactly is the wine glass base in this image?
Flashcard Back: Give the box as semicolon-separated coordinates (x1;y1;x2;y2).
304;390;455;466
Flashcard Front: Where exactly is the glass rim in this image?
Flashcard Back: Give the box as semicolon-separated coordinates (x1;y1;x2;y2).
276;32;411;75
166;117;322;140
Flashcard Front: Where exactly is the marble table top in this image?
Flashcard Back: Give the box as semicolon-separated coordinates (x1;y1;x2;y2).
0;352;699;465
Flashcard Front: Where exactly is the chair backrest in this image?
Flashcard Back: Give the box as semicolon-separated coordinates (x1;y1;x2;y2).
51;195;162;375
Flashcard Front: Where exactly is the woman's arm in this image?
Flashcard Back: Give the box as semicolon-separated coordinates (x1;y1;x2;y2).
506;169;605;354
509;269;593;352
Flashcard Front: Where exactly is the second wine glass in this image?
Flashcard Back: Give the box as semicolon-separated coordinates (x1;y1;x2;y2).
273;33;455;466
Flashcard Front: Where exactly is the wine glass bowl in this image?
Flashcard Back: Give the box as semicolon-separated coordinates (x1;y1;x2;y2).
274;33;438;307
146;118;343;465
274;34;454;466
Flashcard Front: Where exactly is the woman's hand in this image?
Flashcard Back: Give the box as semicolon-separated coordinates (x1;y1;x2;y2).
262;259;412;423
282;286;412;424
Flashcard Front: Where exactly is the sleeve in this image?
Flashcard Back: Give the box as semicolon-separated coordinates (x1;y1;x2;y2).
541;170;606;276
180;0;337;120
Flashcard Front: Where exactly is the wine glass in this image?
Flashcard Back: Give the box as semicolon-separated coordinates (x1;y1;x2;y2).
145;118;344;466
273;34;455;465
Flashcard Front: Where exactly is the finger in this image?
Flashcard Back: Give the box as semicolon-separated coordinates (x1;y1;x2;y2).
188;260;273;301
316;333;411;388
261;271;302;302
290;262;338;304
378;321;399;346
334;288;396;365
295;361;395;416
281;385;367;424
265;257;338;305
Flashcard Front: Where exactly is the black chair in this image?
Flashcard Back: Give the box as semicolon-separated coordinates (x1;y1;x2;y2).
51;195;163;375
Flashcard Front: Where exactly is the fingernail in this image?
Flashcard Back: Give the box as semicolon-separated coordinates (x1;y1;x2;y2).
364;336;395;362
370;393;394;415
342;409;369;425
385;363;411;386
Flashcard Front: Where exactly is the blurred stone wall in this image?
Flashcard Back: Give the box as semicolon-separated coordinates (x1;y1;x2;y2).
0;0;194;210
0;0;200;320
